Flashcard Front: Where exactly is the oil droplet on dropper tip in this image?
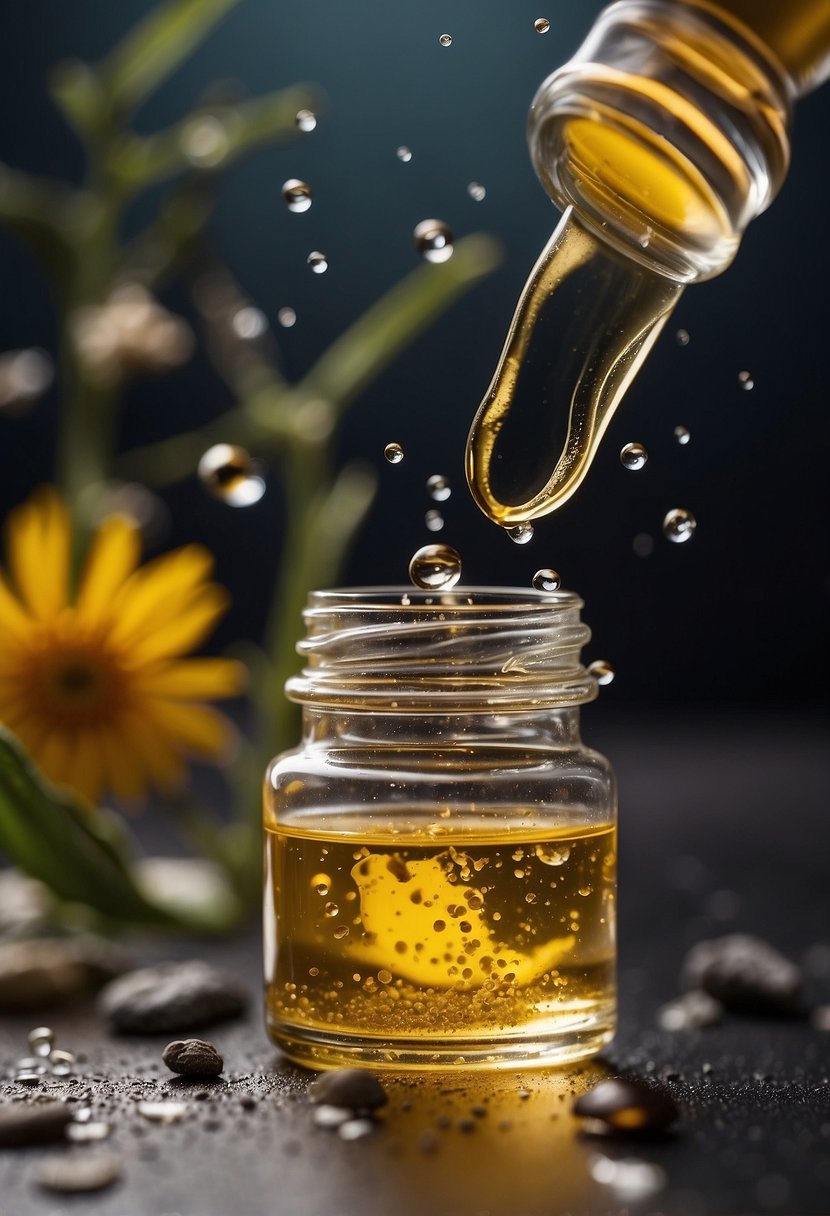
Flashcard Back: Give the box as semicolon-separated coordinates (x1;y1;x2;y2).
409;544;462;590
588;660;615;686
307;251;328;274
620;442;648;470
426;474;451;501
532;568;561;592
414;220;454;264
282;179;313;213
507;523;534;545
534;18;551;34
663;508;696;543
384;442;404;464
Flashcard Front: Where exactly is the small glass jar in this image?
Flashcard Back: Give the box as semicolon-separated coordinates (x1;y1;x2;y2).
263;588;617;1071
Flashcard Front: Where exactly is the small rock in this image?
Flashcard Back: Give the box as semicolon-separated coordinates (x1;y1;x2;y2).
307;1068;387;1112
682;935;801;1014
98;962;247;1033
657;990;724;1031
0;937;131;1012
36;1153;121;1193
0;1102;73;1146
162;1038;224;1077
573;1079;678;1135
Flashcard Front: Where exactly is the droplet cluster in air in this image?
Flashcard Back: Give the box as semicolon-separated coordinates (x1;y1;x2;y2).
532;568;561;592
413;220;454;264
282;179;313;213
534;17;551;33
426;474;451;502
588;660;615;686
662;508;697;543
295;109;317;133
439;33;453;47
737;370;754;391
409;544;462;590
507;523;534;545
384;442;404;464
467;182;486;202
307;251;328;274
198;444;266;507
673;425;690;445
620;442;648;470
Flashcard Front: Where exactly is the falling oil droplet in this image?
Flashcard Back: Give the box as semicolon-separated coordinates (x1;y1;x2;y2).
676;328;690;346
396;145;412;162
295;109;317;133
439;33;453;47
277;307;297;328
663;508;697;543
467;182;486;202
534;17;551;33
282;179;313;213
738;370;754;391
425;510;444;532
232;307;266;340
426;474;451;501
384;442;404;464
588;660;615;686
413;220;454;264
409;544;462;590
674;425;690;445
507;523;534;545
532;568;561;592
620;442;648;471
535;843;570;866
307;251;328;274
198;444;266;507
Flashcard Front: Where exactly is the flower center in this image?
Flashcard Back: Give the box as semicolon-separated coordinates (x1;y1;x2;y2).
26;635;128;728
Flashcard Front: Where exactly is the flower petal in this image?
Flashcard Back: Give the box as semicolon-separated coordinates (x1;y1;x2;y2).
76;515;142;625
136;657;246;700
110;545;216;642
124;587;231;662
145;699;236;759
5;488;70;621
0;573;32;643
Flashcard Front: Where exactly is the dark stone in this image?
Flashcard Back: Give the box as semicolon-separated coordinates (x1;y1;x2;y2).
162;1039;224;1077
36;1152;122;1193
0;937;131;1012
307;1069;387;1112
573;1079;678;1134
98;962;248;1034
682;935;801;1014
0;1102;73;1146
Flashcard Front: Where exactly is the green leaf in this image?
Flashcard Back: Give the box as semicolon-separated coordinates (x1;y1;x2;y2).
0;163;75;280
0;726;179;928
100;0;240;115
49;59;108;141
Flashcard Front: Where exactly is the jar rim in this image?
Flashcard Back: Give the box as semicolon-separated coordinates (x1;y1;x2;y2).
305;586;584;613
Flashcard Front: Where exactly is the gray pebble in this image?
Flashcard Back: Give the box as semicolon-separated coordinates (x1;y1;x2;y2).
0;1102;73;1146
98;961;247;1033
162;1038;224;1077
0;937;131;1013
35;1152;121;1193
682;934;801;1014
307;1068;387;1112
657;989;724;1030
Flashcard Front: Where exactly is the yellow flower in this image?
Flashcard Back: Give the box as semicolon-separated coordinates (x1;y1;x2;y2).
0;488;245;804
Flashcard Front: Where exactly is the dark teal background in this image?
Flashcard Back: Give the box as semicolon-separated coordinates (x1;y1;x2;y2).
0;0;828;707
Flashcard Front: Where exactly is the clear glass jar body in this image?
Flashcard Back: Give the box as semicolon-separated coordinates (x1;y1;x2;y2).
263;590;617;1071
528;0;830;281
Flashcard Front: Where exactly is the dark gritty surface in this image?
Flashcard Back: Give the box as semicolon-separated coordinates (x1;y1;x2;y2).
1;715;829;1216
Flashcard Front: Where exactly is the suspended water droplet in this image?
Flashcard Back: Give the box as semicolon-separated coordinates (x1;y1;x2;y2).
180;115;229;167
676;328;690;346
396;145;412;162
534;17;551;33
384;442;404;464
737;370;754;391
198;444;266;507
663;507;697;544
632;532;654;558
673;425;690;445
232;306;267;340
307;250;328;274
620;442;648;471
532;568;561;592
588;659;615;686
426;474;451;501
282;179;313;213
467;182;486;202
277;307;297;328
439;33;453;47
413;219;454;264
425;509;444;532
28;1028;54;1058
49;1049;76;1077
507;523;534;545
535;843;570;866
295;108;317;133
409;544;462;590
